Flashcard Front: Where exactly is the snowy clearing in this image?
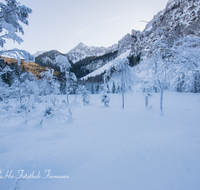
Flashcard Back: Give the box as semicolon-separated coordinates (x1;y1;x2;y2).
0;92;200;190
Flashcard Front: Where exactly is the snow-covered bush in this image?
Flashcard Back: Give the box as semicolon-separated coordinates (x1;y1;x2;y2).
39;96;70;125
3;95;36;124
16;96;36;124
0;79;9;103
101;92;110;107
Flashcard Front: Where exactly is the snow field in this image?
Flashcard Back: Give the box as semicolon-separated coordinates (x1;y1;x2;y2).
0;92;200;190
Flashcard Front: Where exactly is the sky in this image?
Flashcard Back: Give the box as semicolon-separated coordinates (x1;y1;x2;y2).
4;0;169;55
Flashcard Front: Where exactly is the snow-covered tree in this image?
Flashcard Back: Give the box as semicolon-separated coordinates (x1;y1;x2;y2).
41;68;60;95
0;0;34;63
142;81;153;109
142;55;170;115
168;35;200;92
106;57;133;109
143;18;200;114
20;72;36;82
15;95;35;124
20;74;40;102
141;19;173;115
1;65;12;79
0;77;9;103
100;74;110;107
0;66;11;103
56;55;77;118
10;79;23;101
81;85;90;106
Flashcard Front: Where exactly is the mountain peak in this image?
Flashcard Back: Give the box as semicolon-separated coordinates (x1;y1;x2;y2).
166;0;178;7
77;42;86;47
66;43;108;63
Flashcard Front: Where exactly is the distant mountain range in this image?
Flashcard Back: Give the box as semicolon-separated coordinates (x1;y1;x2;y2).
28;0;200;82
66;42;118;64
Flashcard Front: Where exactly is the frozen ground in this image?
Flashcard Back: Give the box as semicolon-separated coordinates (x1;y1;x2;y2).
0;92;200;190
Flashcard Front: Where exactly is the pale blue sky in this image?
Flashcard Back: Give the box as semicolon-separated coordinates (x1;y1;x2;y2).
5;0;169;54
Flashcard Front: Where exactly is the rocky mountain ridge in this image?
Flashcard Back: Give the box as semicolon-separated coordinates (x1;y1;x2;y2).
66;42;118;64
130;0;200;58
33;0;200;81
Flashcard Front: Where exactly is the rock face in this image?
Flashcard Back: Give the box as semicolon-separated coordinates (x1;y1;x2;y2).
117;34;136;56
130;0;200;58
106;43;118;54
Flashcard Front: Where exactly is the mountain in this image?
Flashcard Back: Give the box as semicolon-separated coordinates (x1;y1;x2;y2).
82;0;200;84
81;50;131;81
130;0;200;58
34;43;118;79
33;0;200;84
70;50;118;79
117;33;137;56
35;50;66;72
66;43;107;64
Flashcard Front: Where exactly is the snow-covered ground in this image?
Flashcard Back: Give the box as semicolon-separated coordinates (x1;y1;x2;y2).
0;92;200;190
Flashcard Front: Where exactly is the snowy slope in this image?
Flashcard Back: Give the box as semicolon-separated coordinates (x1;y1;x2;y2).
81;50;131;80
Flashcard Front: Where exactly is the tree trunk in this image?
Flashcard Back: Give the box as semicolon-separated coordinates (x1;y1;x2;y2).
121;65;125;109
122;84;125;109
66;72;72;116
160;89;163;115
145;95;148;109
122;90;124;109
